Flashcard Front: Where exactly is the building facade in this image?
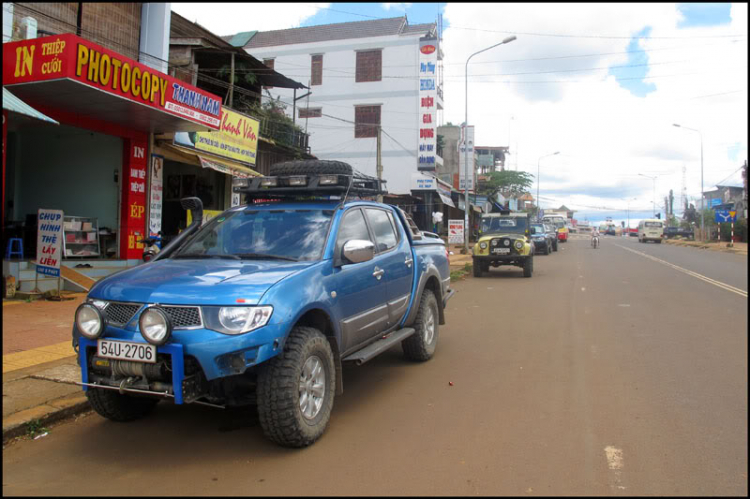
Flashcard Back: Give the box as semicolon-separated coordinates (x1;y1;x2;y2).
230;16;445;195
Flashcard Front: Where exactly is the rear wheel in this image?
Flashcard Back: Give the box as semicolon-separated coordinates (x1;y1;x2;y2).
402;290;439;362
86;389;159;422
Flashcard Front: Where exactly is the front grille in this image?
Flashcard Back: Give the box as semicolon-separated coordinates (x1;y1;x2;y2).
163;306;202;329
104;303;142;326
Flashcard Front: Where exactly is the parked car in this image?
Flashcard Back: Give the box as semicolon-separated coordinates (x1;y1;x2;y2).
472;211;534;277
663;226;695;240
530;222;555;255
72;160;453;448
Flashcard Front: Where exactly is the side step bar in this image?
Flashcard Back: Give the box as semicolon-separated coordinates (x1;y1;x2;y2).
343;327;416;366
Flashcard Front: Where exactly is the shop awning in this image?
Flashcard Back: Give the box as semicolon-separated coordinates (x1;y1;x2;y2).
3;88;59;125
157;142;261;178
436;190;456;208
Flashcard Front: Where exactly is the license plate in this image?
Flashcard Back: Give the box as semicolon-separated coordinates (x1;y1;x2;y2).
97;339;156;363
493;248;510;254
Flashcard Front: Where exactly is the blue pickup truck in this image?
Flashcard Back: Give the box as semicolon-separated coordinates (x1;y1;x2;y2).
72;161;453;447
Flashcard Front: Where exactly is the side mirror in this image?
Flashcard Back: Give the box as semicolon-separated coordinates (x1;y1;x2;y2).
341;239;375;265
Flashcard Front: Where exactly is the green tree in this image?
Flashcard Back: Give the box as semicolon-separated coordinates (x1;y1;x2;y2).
478;170;534;199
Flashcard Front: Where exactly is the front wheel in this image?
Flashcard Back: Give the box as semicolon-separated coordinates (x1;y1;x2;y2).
523;257;533;278
472;259;482;277
257;326;336;448
402;290;439;362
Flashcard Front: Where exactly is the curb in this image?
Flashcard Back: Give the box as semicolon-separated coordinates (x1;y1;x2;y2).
2;395;91;443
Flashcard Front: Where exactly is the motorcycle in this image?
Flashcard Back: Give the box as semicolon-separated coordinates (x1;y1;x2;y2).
591;235;600;249
138;233;162;262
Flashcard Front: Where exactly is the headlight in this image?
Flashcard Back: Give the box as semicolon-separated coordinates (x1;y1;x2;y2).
479;242;487;250
76;303;105;339
260;177;278;187
319;175;340;185
139;307;172;346
217;306;273;335
287;176;307;186
514;240;524;249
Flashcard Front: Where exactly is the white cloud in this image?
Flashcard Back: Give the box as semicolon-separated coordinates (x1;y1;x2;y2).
171;3;331;35
382;3;413;11
441;2;747;218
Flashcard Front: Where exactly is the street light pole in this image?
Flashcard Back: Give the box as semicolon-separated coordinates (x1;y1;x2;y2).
638;173;657;217
536;151;559;219
464;35;516;253
673;124;704;240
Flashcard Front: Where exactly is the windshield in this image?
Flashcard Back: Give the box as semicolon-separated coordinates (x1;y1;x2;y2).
544;218;566;229
481;217;528;234
175;208;334;261
531;224;545;234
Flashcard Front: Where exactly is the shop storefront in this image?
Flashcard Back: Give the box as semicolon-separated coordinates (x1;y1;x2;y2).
410;172;463;236
3;33;222;261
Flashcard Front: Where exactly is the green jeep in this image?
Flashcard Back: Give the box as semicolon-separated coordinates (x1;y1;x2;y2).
472;212;534;278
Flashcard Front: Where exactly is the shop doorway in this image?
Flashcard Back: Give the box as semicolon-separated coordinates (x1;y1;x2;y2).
161;159;227;243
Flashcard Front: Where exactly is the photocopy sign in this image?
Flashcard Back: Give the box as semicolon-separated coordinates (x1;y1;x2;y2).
36;209;64;277
448;219;464;244
418;36;437;172
458;125;475;191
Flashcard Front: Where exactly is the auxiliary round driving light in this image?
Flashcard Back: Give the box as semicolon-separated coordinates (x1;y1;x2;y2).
514;240;524;250
139;307;172;346
75;303;105;340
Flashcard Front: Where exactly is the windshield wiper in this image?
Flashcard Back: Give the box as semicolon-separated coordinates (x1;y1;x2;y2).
235;253;299;262
173;253;241;260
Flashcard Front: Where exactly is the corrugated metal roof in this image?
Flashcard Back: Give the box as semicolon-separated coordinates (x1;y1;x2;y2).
3;87;59;124
227;31;257;47
244;17;416;49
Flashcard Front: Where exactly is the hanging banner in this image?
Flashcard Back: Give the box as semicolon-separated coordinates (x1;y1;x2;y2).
174;107;260;165
149;154;164;237
36;209;64;276
459;125;475;190
417;36;438;172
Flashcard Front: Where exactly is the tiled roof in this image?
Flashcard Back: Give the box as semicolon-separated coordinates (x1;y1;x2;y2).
401;23;436;35
241;16;435;49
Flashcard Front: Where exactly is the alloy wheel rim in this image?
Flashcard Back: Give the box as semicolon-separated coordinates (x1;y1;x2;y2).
423;306;436;344
299;355;325;420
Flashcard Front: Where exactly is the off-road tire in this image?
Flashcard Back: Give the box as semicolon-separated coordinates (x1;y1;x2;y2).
553;241;558;252
86;388;159;422
256;326;335;448
523;256;533;278
545;243;551;255
270;160;353;176
402;290;439;362
472;259;482;277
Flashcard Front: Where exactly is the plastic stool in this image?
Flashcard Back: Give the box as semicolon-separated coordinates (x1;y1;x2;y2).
5;238;24;259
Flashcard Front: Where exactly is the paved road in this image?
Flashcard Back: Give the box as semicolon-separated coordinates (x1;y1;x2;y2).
3;238;747;496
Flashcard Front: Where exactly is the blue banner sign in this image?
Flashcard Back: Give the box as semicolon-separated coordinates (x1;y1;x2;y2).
714;210;737;223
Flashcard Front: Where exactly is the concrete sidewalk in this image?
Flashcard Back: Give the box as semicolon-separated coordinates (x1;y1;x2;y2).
3;249;473;443
2;295;90;442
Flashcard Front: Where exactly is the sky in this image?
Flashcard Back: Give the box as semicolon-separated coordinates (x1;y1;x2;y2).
171;2;748;225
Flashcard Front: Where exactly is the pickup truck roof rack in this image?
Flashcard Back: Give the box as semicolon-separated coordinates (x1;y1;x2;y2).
232;172;387;205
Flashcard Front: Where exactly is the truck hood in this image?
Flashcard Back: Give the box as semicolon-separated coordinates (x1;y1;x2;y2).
88;258;317;306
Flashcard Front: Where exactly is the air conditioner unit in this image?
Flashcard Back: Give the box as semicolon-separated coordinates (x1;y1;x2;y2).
20;16;37;39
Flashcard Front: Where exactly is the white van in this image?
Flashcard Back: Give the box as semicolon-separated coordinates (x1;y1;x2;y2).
638;219;664;243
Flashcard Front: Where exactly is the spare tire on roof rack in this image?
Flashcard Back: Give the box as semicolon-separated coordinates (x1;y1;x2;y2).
269;160;353;176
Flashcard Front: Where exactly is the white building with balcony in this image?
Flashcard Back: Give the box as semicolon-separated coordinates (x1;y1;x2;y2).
226;16;444;195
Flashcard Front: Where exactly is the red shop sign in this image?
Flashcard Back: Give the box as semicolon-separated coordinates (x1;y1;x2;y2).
3;34;221;129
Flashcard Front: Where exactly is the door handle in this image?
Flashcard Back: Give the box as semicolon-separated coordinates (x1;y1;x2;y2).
404;258;413;268
372;267;385;280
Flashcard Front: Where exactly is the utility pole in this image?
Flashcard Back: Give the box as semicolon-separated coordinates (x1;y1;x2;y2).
376;124;383;203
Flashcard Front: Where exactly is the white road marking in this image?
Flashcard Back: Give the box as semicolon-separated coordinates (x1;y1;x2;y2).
581;287;586;291
617;304;630;307
616;244;748;298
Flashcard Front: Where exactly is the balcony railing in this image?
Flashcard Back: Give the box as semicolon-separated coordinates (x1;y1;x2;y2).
259;116;310;153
